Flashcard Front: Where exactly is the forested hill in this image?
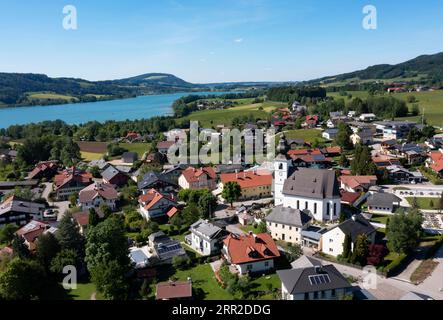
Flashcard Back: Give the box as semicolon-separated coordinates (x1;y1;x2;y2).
0;72;203;108
308;52;443;86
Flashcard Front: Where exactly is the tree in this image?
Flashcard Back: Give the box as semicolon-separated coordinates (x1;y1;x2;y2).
387;208;423;254
172;255;191;270
50;249;80;274
350;234;369;266
68;192;78;207
0;258;47;300
36;233;60;272
197;192;218;219
351;144;377;175
342;234;352;260
411;104;420;116
222;182;242;208
285;243;303;261
256;221;268;234
100;204;112;219
0;224;18;245
85;216;131;300
411;197;419;209
11;235;30;260
89;166;101;178
89;208;101;228
339;211;347;223
366;244;388;266
56;212;85;258
334;123;353;150
338;154;350;168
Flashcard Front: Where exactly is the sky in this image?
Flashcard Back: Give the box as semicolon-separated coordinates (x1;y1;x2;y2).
0;0;443;83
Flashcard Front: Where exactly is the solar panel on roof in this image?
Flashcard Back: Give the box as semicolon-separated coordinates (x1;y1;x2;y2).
308;274;331;286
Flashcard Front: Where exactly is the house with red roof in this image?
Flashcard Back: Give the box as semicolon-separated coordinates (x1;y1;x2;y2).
138;189;177;220
339;175;377;193
222;232;281;275
78;182;119;210
54;167;93;200
178;166;217;190
27;160;60;181
156;141;176;155
16;220;57;251
124;132;142;142
428;151;443;176
303;115;319;128
220;170;272;200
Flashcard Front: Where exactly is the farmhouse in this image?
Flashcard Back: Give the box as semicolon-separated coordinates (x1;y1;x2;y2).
54;167;93;200
220;170;272;200
0;196;46;227
178;166;217;190
138;189;177;220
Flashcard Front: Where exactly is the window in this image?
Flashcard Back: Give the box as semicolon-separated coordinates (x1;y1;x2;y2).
313;291;319;299
305;201;308;210
264;261;269;267
304;292;309;300
279;163;283;170
329;239;333;243
331;289;336;297
327;203;330;215
333;203;337;216
289;226;292;230
297;200;300;209
321;291;326;299
329;248;333;252
282;225;285;229
247;264;253;271
275;223;278;227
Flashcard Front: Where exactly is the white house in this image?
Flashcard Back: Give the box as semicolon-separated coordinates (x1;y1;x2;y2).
138;189;177;220
367;192;402;214
187;219;227;256
178;166;217;190
222;233;280;275
359;113;376;122
78;182;118;210
321;214;376;257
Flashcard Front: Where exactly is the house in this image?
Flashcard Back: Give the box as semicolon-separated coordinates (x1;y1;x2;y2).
220;170;273;200
88;159;110;171
321;214;376;257
54;167;93;200
0;196;46;227
27;160;60;181
367;193;402;214
15;220;56;251
350;129;373;146
428;151;443;176
290;255;322;269
303;115;319;128
156;280;193;300
101;165;129;187
124;132;142;142
278;263;352;300
187;219;229;256
386;143;426;165
161;164;188;184
78;182;118;210
156;141;176;155
322;128;339;140
386;165;423;183
73;209;104;235
287;149;334;169
138;189;177;220
340;191;362;207
349;122;376;135
148;231;187;265
222;232;280;275
122;152;138;164
265;206;312;245
372;156;402;169
138;172;178;194
359;113;376;122
214;164;245;175
374;121;419;140
178;167;217;190
339;175;378;193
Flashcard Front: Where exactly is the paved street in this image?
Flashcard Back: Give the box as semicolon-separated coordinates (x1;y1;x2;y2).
41;182;71;221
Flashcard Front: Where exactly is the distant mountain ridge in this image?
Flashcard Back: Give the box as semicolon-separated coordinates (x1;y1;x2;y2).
308;52;443;85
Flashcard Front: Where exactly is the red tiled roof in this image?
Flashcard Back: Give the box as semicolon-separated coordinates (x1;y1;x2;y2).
181;166;216;184
73;212;89;226
138;189;176;210
220;171;272;189
156;141;176;150
430;152;443;172
54;167;92;189
28;160;59;179
166;207;178;218
156;281;192;300
340;190;361;205
79;182;118;203
16;220;49;244
223;233;280;264
340;176;377;189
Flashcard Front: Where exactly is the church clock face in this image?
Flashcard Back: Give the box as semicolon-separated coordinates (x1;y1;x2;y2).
279;172;283;177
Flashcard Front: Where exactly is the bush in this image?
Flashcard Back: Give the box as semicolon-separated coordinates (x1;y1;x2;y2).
172;255;191;270
382;253;408;277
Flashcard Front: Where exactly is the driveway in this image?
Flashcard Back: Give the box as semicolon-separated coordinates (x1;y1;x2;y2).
416;244;443;298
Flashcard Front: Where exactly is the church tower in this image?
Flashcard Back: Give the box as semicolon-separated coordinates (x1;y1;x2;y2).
274;133;292;206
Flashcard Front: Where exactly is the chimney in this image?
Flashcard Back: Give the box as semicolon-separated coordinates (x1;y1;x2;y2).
314;265;322;274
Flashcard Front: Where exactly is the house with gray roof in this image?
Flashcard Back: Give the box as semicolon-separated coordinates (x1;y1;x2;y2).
147;231;187;265
138;172;178;194
278;264;352;300
101;165;129;187
265;206;312;245
290;255;322;269
367;192;402;214
186;219;229;256
321;214;376;257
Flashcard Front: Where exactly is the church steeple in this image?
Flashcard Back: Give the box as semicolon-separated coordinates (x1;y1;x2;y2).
276;133;290;159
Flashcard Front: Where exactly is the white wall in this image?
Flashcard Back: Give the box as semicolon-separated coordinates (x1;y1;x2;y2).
321;228;346;257
282;195;341;223
236;259;274;274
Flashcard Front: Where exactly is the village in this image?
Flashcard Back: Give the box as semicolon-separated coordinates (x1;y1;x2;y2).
1;93;443;301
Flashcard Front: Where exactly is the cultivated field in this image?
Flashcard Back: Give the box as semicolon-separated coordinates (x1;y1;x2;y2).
26;92;79;102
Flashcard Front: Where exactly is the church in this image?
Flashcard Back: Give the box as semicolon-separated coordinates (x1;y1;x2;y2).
273;134;342;223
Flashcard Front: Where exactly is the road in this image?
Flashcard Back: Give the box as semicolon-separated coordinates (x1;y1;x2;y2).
41;182;70;221
213;197;273;219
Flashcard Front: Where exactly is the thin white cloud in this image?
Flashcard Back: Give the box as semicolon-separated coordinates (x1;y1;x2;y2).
234;38;244;43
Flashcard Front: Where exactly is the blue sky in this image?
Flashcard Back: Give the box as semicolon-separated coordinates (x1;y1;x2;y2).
0;0;442;83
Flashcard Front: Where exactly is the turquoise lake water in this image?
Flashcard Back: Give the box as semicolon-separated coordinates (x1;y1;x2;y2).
0;91;231;128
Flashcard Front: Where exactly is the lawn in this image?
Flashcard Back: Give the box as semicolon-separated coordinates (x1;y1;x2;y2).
410;259;439;284
280;128;325;143
65;282;103;300
181;101;284;127
81;151;104;161
370;214;389;225
76;141;108;153
405;197;439;210
27;92;79;102
153;263;234;300
120;142;151;158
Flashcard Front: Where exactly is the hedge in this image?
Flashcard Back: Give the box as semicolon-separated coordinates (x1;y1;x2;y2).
381;253;409;277
425;236;443;259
